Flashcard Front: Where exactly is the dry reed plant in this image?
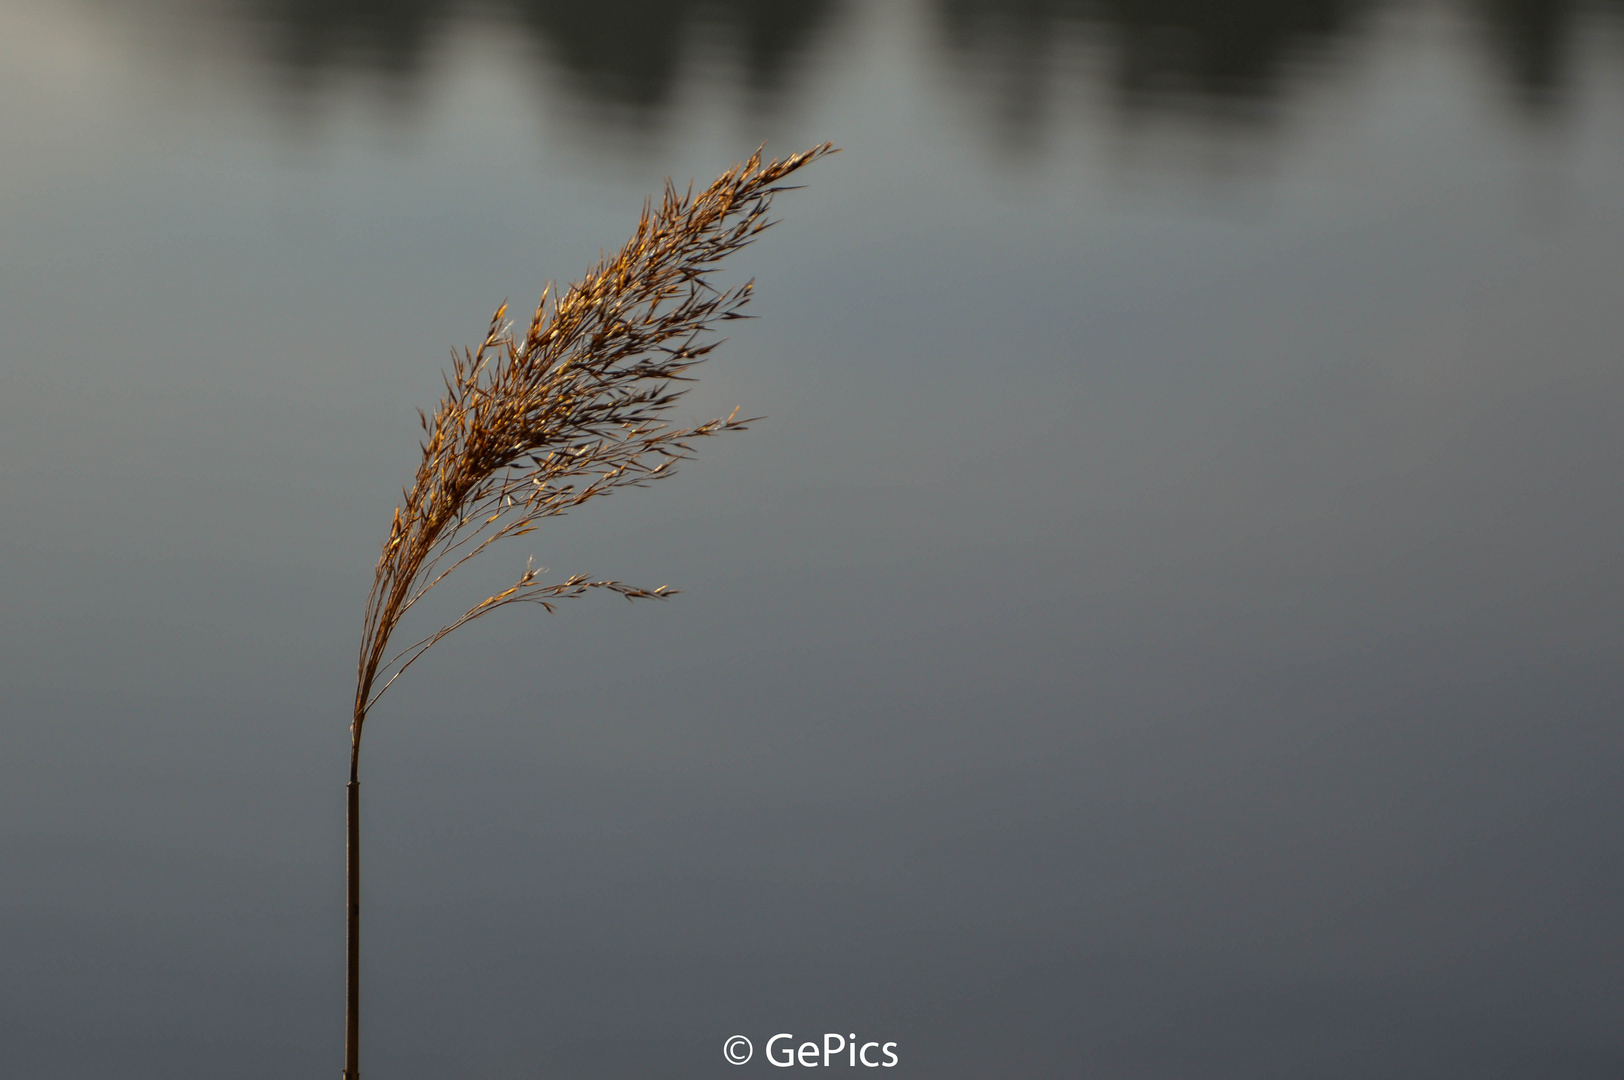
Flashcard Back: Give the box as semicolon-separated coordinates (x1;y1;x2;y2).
341;142;834;1080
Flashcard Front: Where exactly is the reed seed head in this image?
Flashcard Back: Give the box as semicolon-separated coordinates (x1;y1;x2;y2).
350;143;835;776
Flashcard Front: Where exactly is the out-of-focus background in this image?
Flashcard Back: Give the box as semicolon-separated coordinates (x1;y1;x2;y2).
1;1;1621;1076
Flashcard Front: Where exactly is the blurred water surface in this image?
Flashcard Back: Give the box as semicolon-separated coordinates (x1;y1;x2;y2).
2;1;1623;1078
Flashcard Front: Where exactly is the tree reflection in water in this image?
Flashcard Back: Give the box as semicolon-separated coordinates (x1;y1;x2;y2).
1472;0;1624;114
205;0;1624;137
228;0;841;122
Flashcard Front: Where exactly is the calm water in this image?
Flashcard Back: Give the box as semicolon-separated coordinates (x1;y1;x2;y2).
2;2;1622;1077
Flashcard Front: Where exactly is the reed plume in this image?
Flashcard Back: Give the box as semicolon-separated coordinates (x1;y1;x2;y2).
341;142;834;1080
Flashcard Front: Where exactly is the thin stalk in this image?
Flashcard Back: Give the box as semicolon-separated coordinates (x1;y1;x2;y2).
344;779;359;1080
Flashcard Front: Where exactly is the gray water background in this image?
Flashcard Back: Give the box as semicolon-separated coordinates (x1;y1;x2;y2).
1;0;1622;1076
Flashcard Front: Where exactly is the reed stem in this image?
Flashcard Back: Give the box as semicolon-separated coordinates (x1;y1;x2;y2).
344;779;360;1080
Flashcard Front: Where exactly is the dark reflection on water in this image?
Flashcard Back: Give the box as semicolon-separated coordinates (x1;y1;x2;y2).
936;0;1624;138
508;0;843;117
232;0;455;88
1474;0;1623;112
153;0;1624;136
225;0;844;119
933;0;1379;133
